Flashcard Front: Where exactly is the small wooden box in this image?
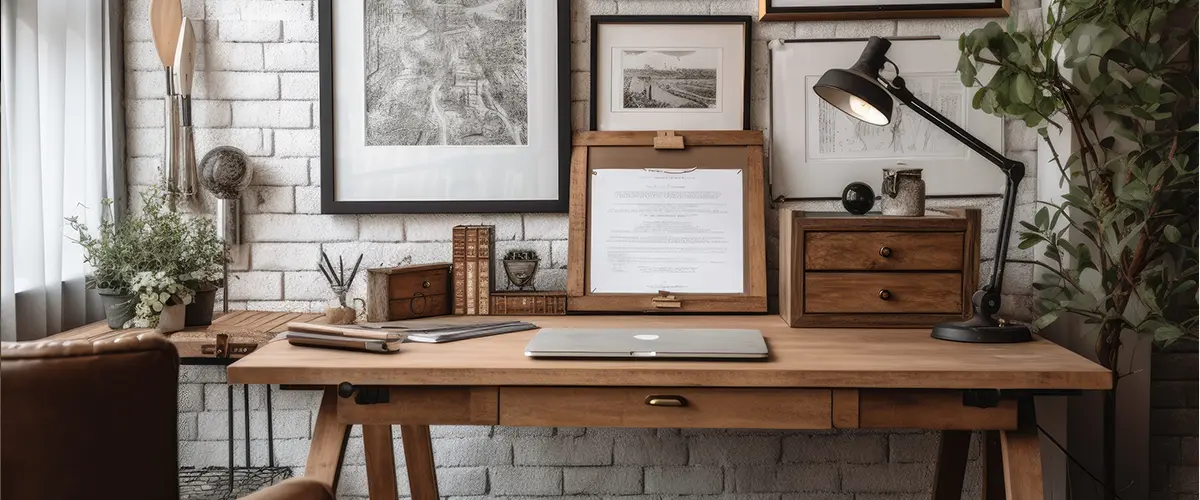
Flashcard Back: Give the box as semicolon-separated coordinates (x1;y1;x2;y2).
366;263;453;322
779;209;980;328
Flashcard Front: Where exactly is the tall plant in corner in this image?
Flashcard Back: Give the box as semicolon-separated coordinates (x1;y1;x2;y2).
957;0;1198;497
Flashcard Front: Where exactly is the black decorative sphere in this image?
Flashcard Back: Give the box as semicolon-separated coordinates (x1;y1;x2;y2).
841;182;876;215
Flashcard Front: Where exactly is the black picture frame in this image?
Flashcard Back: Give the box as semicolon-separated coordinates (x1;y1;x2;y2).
758;0;1008;21
588;15;753;131
318;0;572;214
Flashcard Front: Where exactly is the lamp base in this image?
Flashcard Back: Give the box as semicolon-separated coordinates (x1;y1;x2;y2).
931;320;1032;343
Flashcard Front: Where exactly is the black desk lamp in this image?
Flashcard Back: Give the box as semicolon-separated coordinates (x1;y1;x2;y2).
812;36;1032;344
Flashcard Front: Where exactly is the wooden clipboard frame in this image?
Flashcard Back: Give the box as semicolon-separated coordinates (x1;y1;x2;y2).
567;131;768;313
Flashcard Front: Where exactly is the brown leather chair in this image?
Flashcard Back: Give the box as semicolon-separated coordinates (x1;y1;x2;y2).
1;331;333;500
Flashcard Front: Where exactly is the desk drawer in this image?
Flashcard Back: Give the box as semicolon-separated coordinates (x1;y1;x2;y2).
499;387;831;429
805;231;964;271
804;272;962;314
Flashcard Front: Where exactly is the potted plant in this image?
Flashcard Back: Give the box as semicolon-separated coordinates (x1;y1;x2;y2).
67;200;141;329
179;216;226;326
502;249;540;290
957;2;1197;497
126;271;194;332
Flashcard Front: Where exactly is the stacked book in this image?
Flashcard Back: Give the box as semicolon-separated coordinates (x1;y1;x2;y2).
452;225;494;315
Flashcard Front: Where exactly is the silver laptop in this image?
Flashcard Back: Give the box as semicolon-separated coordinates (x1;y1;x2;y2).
524;328;768;359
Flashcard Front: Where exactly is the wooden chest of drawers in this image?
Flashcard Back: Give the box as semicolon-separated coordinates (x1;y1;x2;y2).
365;263;454;322
779;208;980;327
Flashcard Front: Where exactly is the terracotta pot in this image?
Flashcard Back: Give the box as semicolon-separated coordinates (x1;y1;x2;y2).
156;304;187;334
98;289;134;329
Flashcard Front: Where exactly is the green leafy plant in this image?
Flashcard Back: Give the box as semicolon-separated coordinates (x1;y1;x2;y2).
957;1;1197;497
503;249;539;261
958;0;1198;359
67;200;142;293
178;215;226;292
126;270;194;328
68;187;228;320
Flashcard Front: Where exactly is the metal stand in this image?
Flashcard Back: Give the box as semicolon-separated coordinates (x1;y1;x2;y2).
179;356;289;500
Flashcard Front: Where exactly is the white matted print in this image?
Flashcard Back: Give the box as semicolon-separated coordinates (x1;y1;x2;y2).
616;48;722;112
770;38;1006;198
592;18;749;131
322;0;569;213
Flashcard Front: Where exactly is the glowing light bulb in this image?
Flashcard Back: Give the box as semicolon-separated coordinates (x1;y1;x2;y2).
848;95;888;125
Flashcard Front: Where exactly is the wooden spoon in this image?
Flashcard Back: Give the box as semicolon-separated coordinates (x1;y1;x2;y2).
148;0;183;72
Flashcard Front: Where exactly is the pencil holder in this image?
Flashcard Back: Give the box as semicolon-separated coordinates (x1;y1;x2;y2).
318;251;365;324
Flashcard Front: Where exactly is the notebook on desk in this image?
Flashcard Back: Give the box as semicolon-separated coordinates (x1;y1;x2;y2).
524;328;768;359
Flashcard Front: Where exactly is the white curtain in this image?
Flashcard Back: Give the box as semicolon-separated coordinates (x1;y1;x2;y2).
1;0;120;340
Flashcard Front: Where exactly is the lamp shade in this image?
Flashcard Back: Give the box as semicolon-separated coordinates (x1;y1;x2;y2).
811;36;896;126
813;68;894;126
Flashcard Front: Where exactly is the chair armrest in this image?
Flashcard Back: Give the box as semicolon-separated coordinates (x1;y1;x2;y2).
239;478;335;500
1;330;174;359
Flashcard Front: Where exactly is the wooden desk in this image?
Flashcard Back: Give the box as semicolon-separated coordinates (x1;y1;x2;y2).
47;310;322;361
227;315;1110;500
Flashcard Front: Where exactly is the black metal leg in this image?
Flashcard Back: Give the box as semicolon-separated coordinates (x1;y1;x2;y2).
243;385;251;468
227;384;234;493
266;384;275;467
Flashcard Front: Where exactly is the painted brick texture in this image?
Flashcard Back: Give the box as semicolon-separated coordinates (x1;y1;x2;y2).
1150;346;1199;500
127;0;1044;497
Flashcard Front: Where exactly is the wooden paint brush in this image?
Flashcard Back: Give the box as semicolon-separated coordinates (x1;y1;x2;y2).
149;0;183;196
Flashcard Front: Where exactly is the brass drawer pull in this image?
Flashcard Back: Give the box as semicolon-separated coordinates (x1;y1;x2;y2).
644;395;688;407
879;289;892;300
879;246;893;258
422;280;431;288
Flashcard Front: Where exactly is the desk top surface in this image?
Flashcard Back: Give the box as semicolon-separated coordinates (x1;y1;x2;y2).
226;315;1110;390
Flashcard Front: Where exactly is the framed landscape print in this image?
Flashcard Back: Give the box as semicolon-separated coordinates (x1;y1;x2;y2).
590;16;751;131
759;0;1009;21
319;0;571;214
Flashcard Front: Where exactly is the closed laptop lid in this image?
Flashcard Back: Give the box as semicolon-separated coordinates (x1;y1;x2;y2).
524;328;768;359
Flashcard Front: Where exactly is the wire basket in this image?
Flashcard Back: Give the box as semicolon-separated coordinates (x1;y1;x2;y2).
179;466;294;500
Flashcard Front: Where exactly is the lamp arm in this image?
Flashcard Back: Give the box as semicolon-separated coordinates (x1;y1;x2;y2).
883;76;1026;314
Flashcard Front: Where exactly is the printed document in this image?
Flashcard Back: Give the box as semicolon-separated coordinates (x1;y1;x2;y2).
589;168;743;294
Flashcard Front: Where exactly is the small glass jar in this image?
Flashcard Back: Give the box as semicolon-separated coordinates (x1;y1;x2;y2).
325;285;357;325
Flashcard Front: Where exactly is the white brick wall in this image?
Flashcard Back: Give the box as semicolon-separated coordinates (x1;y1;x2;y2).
128;0;1040;497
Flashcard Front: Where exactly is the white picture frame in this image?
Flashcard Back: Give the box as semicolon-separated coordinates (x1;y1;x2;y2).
770;38;1006;199
590;16;751;131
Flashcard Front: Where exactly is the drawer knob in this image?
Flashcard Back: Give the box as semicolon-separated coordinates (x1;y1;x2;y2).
879;289;892;300
644;395;688;407
879;246;893;258
422;280;431;288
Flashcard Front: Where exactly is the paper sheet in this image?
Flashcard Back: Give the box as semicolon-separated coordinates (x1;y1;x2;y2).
589;168;744;294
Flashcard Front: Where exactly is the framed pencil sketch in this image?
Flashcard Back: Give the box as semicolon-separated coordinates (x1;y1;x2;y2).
769;38;1005;199
319;0;571;214
759;0;1009;21
590;16;751;131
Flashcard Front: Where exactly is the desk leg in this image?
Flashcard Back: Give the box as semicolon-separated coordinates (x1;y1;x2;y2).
1000;426;1044;500
400;425;440;500
364;425;399;500
982;431;1006;499
305;388;351;491
931;430;972;500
